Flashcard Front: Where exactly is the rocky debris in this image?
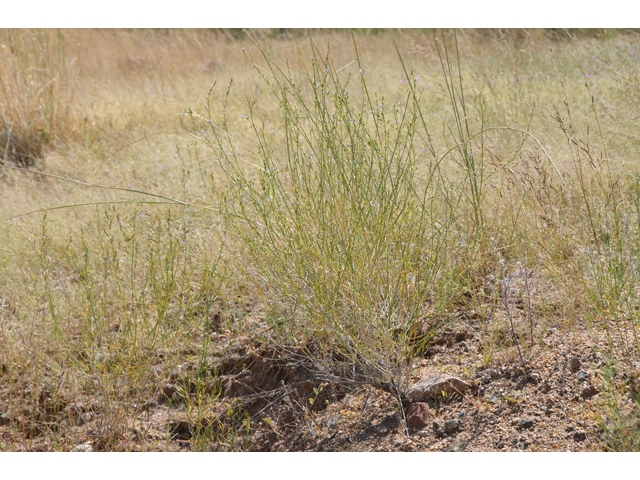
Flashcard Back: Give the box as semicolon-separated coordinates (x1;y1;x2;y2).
0;295;614;452
443;419;461;433
407;374;470;402
580;384;599;399
518;418;535;429
573;431;587;441
406;402;430;428
569;356;581;372
267;320;609;452
73;442;93;452
433;419;461;436
210;344;345;417
394;435;408;446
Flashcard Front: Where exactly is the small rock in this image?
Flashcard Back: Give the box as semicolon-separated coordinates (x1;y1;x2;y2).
487;394;499;404
581;384;599;399
496;441;505;449
569;356;581;372
73;442;92;452
519;418;535;429
573;431;587;441
577;371;589;381
539;381;552;394
407;402;431;429
407;374;470;402
443;419;461;433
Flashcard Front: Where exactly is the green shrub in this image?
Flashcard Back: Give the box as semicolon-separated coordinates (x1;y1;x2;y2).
201;33;481;401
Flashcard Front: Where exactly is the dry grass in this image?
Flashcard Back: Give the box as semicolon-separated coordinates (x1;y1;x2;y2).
1;28;640;451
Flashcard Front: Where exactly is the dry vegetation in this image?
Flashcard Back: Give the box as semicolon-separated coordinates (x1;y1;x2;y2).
1;28;640;451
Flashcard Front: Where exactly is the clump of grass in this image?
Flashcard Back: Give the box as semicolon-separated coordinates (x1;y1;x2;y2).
200;32;484;407
0;29;79;169
0;206;235;450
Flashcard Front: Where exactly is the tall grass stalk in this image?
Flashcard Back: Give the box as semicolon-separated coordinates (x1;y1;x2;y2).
434;31;485;235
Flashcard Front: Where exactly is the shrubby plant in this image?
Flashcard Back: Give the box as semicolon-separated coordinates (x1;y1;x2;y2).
201;33;481;401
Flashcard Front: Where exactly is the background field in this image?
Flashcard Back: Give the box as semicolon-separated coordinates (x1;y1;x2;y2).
1;28;640;451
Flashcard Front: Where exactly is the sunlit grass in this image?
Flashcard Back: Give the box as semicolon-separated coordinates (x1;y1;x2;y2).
1;28;640;450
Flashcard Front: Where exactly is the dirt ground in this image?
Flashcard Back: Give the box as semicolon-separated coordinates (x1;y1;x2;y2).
245;320;625;452
5;304;636;452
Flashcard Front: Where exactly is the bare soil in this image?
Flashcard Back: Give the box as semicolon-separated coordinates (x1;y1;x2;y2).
3;261;640;452
4;302;637;452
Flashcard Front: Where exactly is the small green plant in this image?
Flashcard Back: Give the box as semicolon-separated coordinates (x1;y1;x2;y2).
597;359;640;451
